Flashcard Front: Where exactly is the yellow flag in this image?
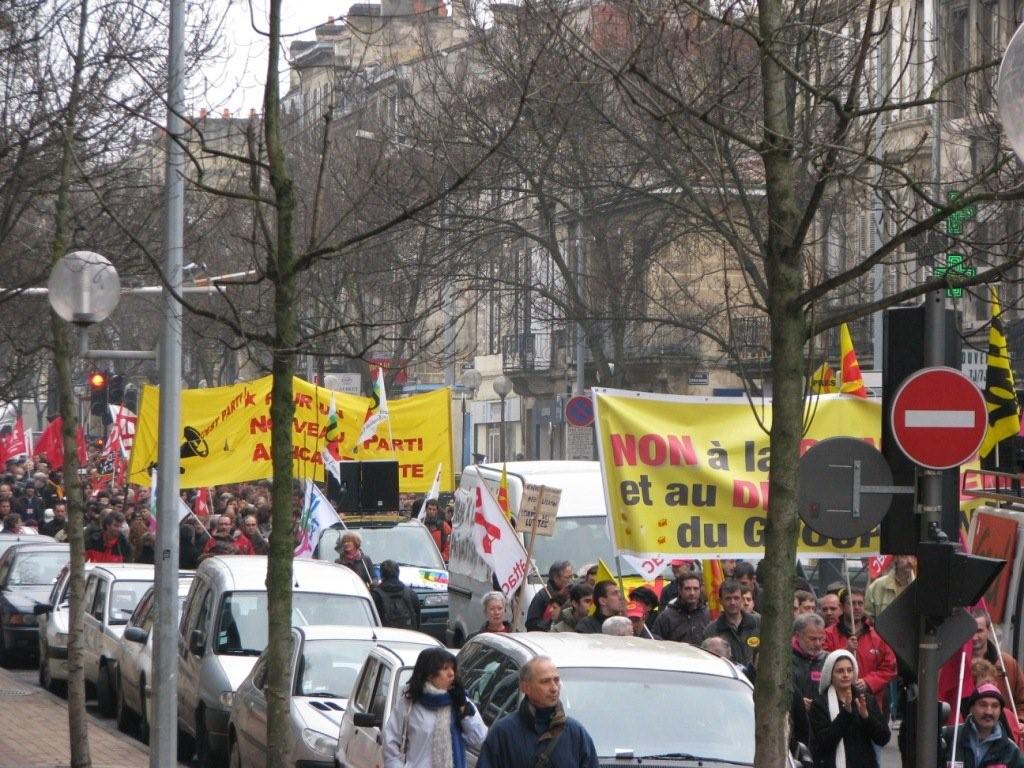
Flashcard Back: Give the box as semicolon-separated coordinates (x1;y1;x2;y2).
979;287;1021;458
810;362;838;394
839;323;867;397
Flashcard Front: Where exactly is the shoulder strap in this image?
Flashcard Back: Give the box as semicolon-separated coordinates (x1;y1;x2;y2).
535;725;566;768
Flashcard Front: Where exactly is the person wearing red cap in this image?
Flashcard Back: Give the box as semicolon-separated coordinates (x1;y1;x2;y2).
625;601;656;638
941;683;1024;768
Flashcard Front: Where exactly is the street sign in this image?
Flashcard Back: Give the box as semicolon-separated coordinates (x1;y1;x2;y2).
797;437;899;538
875;583;979;670
565;395;594;427
890;366;987;470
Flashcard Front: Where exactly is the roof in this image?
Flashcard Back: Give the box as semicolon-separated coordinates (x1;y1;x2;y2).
197;555;369;593
468;632;744;679
297;625;443;647
91;563;156;580
8;542;69;555
372;639;441;667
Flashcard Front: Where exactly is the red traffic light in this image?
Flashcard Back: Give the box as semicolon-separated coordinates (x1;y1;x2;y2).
88;371;107;390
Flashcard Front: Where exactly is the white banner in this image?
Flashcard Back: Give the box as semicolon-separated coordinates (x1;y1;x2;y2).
472;481;529;597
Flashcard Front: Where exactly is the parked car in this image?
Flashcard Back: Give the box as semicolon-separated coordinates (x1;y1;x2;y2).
315;515;449;641
81;563;156;716
115;573;195;741
0;542;68;664
334;642;442;768
456;632;757;767
0;531;51;558
177;556;379;768
229;624;442;768
35;562;95;694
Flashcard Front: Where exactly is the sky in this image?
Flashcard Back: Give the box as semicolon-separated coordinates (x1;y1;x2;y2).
198;1;353;114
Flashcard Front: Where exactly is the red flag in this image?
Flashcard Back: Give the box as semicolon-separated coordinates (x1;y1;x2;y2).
193;487;211;518
35;417;88;467
839;323;868;398
866;555;893;580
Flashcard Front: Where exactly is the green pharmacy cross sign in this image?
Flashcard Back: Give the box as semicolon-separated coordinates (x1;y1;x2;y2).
935;252;976;298
945;191;977;235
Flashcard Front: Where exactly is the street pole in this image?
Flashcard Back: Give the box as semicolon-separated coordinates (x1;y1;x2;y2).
499;393;507;463
151;0;184;763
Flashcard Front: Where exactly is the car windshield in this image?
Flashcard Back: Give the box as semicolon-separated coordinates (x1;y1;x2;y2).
559;668;754;763
317;525;445;570
215;592;375;655
7;551;67;586
297;639;377;698
108;581;154;625
530;517;639;577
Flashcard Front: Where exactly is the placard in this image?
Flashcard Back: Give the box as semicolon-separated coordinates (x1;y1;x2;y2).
515;484;560;536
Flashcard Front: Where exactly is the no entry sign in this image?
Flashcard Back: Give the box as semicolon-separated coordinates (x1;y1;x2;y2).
890;366;988;470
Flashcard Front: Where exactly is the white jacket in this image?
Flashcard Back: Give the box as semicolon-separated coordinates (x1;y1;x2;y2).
383;697;487;768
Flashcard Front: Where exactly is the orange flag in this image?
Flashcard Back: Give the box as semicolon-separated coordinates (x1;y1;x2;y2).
497;463;513;522
702;560;725;619
839;323;868;398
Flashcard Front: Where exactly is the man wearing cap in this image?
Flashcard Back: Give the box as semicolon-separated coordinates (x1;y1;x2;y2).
626;600;657;638
942;683;1024;768
651;571;709;645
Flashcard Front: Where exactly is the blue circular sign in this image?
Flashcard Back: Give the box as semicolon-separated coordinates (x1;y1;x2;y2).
565;395;594;427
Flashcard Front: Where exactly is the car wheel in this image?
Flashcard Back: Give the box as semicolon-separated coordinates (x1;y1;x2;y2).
96;662;117;717
115;670;139;735
138;677;150;745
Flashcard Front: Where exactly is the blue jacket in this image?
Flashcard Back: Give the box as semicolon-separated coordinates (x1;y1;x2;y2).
477;698;600;768
941;719;1024;768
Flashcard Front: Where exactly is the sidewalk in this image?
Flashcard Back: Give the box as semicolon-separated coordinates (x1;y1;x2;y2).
0;665;154;768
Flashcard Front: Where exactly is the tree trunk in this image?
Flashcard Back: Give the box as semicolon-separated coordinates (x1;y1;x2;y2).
264;2;298;767
49;2;91;766
754;0;803;763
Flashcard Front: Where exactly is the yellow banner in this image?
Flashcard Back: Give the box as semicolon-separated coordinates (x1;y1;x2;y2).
593;389;882;557
127;376;454;493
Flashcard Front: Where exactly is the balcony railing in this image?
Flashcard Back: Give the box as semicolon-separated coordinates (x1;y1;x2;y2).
503;331;555;373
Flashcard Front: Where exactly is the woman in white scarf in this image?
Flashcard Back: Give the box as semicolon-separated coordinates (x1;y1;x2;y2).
809;649;890;768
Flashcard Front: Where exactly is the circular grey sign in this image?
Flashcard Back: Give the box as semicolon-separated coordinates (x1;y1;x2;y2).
797;437;894;539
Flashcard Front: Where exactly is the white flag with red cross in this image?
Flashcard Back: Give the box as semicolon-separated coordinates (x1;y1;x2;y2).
472;481;529;597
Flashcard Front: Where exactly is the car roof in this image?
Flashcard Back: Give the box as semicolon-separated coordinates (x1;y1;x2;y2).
0;532;56;542
91;563;156;579
7;542;69;555
370;640;440;667
297;625;444;646
466;632;744;679
196;555;369;593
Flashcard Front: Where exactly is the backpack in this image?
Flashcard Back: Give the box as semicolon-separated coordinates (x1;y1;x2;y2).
375;587;416;628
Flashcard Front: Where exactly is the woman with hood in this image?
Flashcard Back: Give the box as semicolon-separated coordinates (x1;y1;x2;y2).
809;649;890;768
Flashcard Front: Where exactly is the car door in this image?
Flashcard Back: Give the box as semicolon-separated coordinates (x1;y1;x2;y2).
82;575;105;683
236;655;268;768
345;657;389;768
178;580;212;735
121;590;153;713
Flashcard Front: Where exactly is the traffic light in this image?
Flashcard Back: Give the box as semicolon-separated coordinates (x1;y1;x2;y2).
107;374;125;406
88;370;108;417
915;541;1005;617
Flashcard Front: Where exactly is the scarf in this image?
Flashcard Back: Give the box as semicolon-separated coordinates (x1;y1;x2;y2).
826;687;847;768
419;685;465;768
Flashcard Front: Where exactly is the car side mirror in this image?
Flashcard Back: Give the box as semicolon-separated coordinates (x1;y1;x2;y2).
33;603;52;616
188;629;206;656
352;712;383;729
124;626;149;644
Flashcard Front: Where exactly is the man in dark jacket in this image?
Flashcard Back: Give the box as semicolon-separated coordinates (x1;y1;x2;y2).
703;579;760;665
477;656;599;768
941;683;1024;768
371;559;420;629
575;580;624;634
651;572;709;645
791;612;826;707
526;560;573;632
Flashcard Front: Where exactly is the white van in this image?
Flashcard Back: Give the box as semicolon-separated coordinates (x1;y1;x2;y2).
448;461;620;646
176;555;379;767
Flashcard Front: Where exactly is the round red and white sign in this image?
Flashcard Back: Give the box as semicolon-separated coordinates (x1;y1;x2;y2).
890;366;988;470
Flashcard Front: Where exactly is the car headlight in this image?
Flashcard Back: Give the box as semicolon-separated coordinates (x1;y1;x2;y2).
7;613;36;626
219;691;234;708
302;727;339;757
422;592;448;607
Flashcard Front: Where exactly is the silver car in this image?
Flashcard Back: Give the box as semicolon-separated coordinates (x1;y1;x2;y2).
229;625;442;768
115;573;194;742
35;562;94;694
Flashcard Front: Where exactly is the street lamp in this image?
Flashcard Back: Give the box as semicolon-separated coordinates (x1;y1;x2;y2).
493;375;513;463
48;251;121;326
460;368;482;469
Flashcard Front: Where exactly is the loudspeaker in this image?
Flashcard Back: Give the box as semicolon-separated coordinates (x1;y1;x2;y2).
360;460;399;513
880;305;962;554
327;461;362;513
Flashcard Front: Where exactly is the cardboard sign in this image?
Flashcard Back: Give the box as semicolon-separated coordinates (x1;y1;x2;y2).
515;484;560;537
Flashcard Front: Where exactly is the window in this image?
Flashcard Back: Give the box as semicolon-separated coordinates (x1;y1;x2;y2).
129;590;154;629
91;578;108;621
369;665;393;717
353;659;379;712
944;2;969;118
83;576;98;615
109;581;152;625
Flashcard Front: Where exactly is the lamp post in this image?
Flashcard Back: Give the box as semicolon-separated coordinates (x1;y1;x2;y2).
493;375;513;463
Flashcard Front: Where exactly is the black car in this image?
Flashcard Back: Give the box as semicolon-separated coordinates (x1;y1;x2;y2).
0;542;68;664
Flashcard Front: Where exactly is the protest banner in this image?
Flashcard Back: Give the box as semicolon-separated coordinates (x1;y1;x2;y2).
592;388;882;557
127;376;453;493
